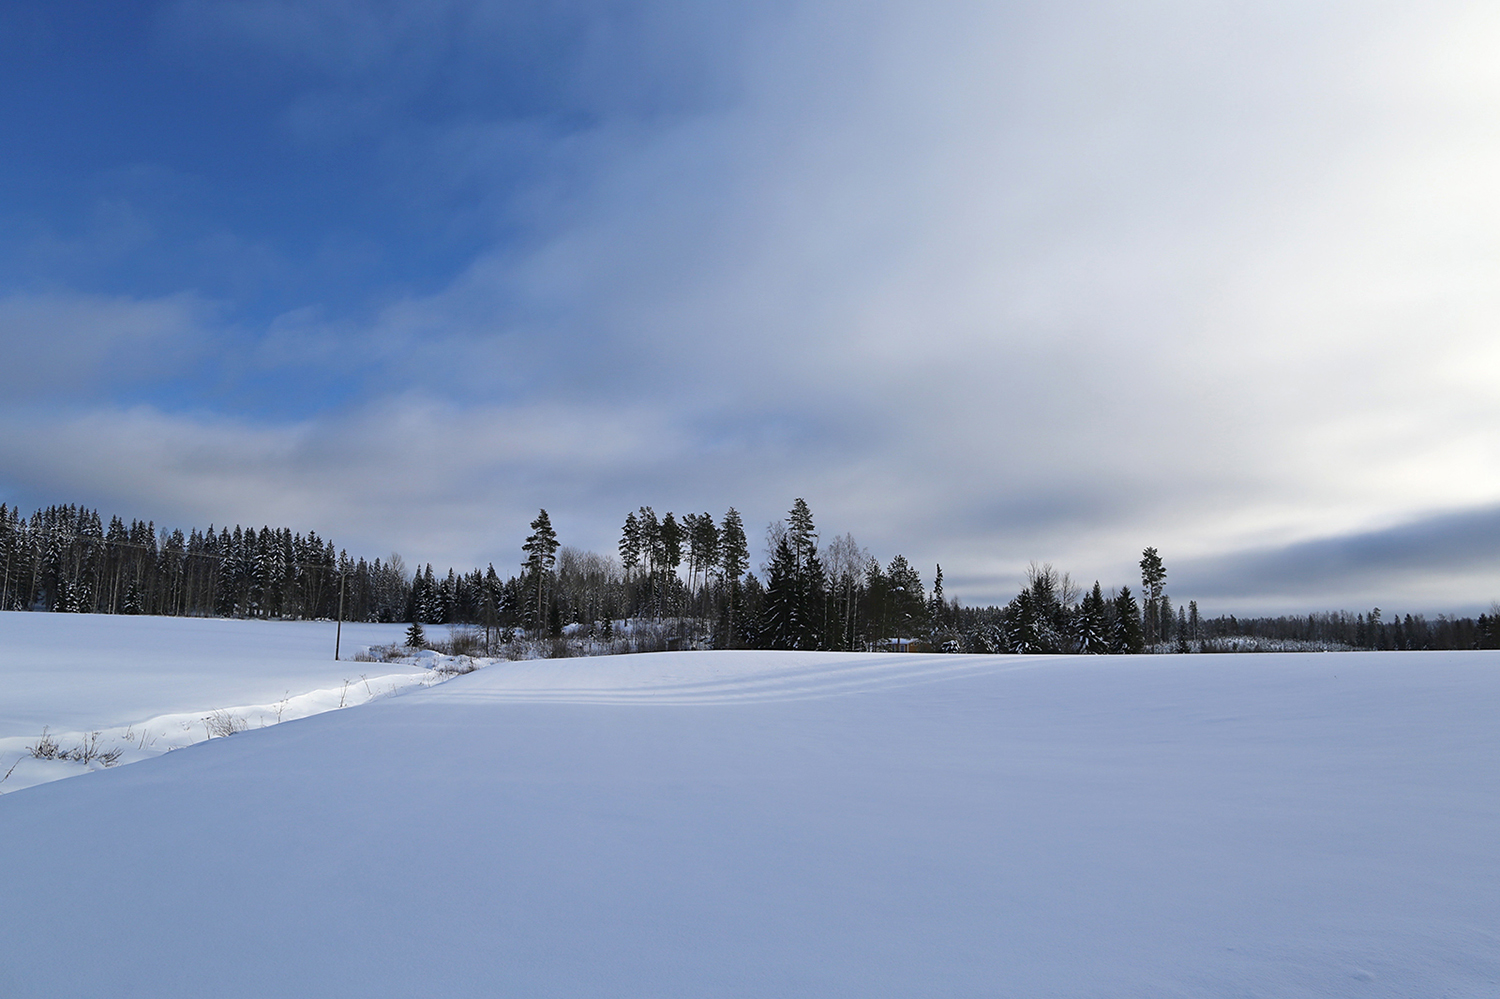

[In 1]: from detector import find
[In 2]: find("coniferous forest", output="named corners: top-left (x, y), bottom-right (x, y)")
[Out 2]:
top-left (3, 500), bottom-right (1497, 654)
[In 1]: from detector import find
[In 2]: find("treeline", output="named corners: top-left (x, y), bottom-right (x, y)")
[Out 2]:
top-left (946, 548), bottom-right (1178, 654)
top-left (0, 503), bottom-right (406, 621)
top-left (498, 501), bottom-right (940, 651)
top-left (942, 547), bottom-right (1500, 654)
top-left (0, 499), bottom-right (944, 652)
top-left (1198, 608), bottom-right (1500, 651)
top-left (6, 500), bottom-right (1498, 654)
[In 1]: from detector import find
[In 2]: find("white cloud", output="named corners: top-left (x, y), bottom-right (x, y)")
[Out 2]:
top-left (9, 1), bottom-right (1500, 609)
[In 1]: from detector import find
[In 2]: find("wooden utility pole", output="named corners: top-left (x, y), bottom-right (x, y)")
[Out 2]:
top-left (334, 565), bottom-right (347, 660)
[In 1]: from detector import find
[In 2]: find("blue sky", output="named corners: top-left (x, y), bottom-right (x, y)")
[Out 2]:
top-left (4, 0), bottom-right (1500, 613)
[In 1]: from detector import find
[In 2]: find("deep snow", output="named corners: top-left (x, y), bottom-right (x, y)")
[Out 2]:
top-left (0, 615), bottom-right (1497, 997)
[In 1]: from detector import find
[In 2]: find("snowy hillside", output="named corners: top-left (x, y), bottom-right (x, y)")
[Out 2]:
top-left (1, 617), bottom-right (1497, 996)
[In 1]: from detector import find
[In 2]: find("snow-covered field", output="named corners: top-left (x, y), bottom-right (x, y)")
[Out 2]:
top-left (1, 614), bottom-right (1497, 997)
top-left (0, 612), bottom-right (448, 792)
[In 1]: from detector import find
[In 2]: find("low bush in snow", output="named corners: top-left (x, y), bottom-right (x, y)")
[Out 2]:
top-left (354, 618), bottom-right (698, 666)
top-left (27, 728), bottom-right (123, 767)
top-left (204, 710), bottom-right (248, 738)
top-left (352, 643), bottom-right (409, 663)
top-left (437, 628), bottom-right (485, 657)
top-left (1191, 637), bottom-right (1352, 654)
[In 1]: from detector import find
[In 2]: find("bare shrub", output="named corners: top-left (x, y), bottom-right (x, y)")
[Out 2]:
top-left (432, 656), bottom-right (479, 676)
top-left (204, 710), bottom-right (248, 738)
top-left (28, 728), bottom-right (123, 766)
top-left (440, 627), bottom-right (484, 657)
top-left (630, 624), bottom-right (671, 654)
top-left (68, 732), bottom-right (123, 766)
top-left (353, 643), bottom-right (408, 663)
top-left (500, 632), bottom-right (533, 661)
top-left (27, 727), bottom-right (61, 760)
top-left (392, 619), bottom-right (703, 663)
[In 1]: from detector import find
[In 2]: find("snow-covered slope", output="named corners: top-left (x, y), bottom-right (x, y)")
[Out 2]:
top-left (0, 611), bottom-right (426, 791)
top-left (1, 634), bottom-right (1497, 996)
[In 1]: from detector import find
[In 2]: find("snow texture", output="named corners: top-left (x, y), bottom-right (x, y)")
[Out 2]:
top-left (0, 614), bottom-right (1497, 997)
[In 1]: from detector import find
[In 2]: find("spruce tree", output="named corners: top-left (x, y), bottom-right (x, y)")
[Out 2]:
top-left (802, 546), bottom-right (829, 649)
top-left (886, 555), bottom-right (927, 638)
top-left (1023, 587), bottom-right (1054, 652)
top-left (1111, 585), bottom-right (1145, 654)
top-left (421, 564), bottom-right (438, 623)
top-left (1073, 581), bottom-right (1110, 654)
top-left (760, 535), bottom-right (800, 649)
top-left (930, 564), bottom-right (945, 629)
top-left (864, 556), bottom-right (890, 646)
top-left (719, 509), bottom-right (748, 582)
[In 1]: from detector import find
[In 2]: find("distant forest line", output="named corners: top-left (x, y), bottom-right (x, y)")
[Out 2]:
top-left (2, 501), bottom-right (1497, 654)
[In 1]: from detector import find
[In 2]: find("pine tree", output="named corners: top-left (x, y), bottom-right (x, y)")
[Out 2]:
top-left (523, 509), bottom-right (560, 629)
top-left (660, 513), bottom-right (683, 578)
top-left (619, 512), bottom-right (641, 579)
top-left (787, 498), bottom-right (818, 578)
top-left (1139, 547), bottom-right (1166, 647)
top-left (406, 620), bottom-right (426, 648)
top-left (718, 508), bottom-right (749, 648)
top-left (685, 512), bottom-right (719, 598)
top-left (636, 507), bottom-right (660, 575)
